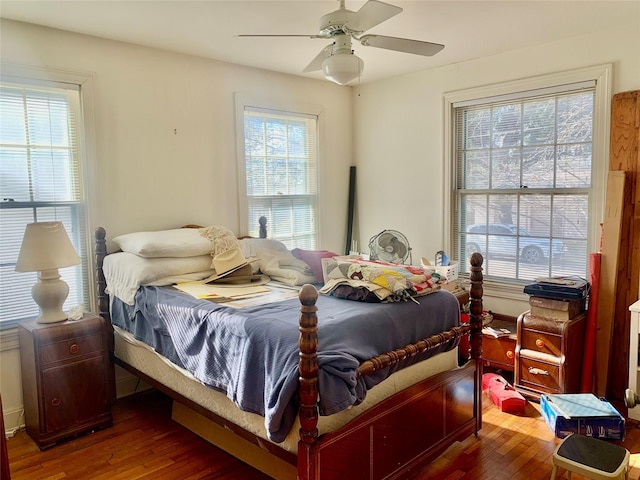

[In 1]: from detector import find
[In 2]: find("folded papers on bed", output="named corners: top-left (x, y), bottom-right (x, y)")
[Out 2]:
top-left (173, 282), bottom-right (270, 300)
top-left (110, 285), bottom-right (461, 443)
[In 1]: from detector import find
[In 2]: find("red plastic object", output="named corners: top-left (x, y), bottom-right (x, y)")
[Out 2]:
top-left (581, 252), bottom-right (600, 392)
top-left (482, 373), bottom-right (526, 413)
top-left (459, 313), bottom-right (470, 360)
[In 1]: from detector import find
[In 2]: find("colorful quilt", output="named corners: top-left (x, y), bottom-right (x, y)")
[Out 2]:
top-left (319, 256), bottom-right (442, 302)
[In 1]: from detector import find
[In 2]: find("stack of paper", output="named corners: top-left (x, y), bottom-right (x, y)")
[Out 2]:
top-left (174, 282), bottom-right (269, 301)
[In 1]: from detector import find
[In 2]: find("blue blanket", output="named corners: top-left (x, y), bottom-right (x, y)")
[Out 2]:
top-left (111, 285), bottom-right (460, 442)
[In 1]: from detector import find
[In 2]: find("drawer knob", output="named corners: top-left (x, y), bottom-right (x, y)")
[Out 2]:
top-left (51, 397), bottom-right (61, 407)
top-left (535, 338), bottom-right (545, 348)
top-left (69, 343), bottom-right (79, 354)
top-left (506, 350), bottom-right (514, 359)
top-left (529, 367), bottom-right (549, 376)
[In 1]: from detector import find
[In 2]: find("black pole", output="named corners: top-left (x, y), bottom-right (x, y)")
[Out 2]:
top-left (345, 166), bottom-right (356, 255)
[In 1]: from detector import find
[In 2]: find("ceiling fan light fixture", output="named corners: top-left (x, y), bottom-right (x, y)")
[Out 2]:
top-left (322, 53), bottom-right (364, 85)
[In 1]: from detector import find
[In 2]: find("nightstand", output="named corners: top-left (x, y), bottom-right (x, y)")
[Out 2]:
top-left (482, 319), bottom-right (517, 372)
top-left (18, 313), bottom-right (114, 449)
top-left (514, 311), bottom-right (586, 401)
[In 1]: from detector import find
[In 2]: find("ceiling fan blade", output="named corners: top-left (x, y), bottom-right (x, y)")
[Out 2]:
top-left (359, 34), bottom-right (444, 56)
top-left (303, 44), bottom-right (333, 72)
top-left (238, 34), bottom-right (321, 39)
top-left (354, 0), bottom-right (402, 32)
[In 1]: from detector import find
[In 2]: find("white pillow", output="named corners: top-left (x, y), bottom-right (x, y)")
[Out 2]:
top-left (113, 228), bottom-right (212, 258)
top-left (104, 252), bottom-right (214, 304)
top-left (238, 237), bottom-right (288, 258)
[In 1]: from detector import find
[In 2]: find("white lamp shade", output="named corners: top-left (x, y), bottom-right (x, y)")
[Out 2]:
top-left (15, 221), bottom-right (80, 272)
top-left (322, 53), bottom-right (364, 85)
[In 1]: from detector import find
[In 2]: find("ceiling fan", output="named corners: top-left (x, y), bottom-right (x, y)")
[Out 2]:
top-left (239, 0), bottom-right (444, 85)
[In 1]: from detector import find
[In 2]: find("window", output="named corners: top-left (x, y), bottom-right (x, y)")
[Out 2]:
top-left (238, 100), bottom-right (320, 249)
top-left (445, 66), bottom-right (610, 285)
top-left (0, 77), bottom-right (90, 329)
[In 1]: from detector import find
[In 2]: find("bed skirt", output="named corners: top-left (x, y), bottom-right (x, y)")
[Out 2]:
top-left (113, 325), bottom-right (458, 454)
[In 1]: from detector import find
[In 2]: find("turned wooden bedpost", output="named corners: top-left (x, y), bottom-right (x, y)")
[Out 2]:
top-left (96, 227), bottom-right (116, 405)
top-left (469, 252), bottom-right (484, 433)
top-left (259, 216), bottom-right (267, 239)
top-left (95, 227), bottom-right (110, 322)
top-left (298, 284), bottom-right (319, 480)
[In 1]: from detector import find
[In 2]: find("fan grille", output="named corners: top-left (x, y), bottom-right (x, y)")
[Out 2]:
top-left (368, 229), bottom-right (411, 264)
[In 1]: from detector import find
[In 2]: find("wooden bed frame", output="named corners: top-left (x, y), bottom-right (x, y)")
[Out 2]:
top-left (94, 225), bottom-right (484, 480)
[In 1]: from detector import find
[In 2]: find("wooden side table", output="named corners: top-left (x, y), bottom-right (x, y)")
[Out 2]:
top-left (18, 313), bottom-right (114, 449)
top-left (482, 319), bottom-right (517, 372)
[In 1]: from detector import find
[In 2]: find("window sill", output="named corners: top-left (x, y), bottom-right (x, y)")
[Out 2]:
top-left (482, 281), bottom-right (529, 302)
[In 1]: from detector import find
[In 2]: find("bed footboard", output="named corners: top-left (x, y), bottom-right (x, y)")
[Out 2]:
top-left (297, 253), bottom-right (483, 480)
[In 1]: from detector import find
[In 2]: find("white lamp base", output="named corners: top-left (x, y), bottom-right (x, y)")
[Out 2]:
top-left (32, 269), bottom-right (69, 323)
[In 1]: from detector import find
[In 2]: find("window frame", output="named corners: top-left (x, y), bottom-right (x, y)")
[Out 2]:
top-left (234, 93), bottom-right (323, 247)
top-left (443, 65), bottom-right (611, 300)
top-left (0, 63), bottom-right (97, 336)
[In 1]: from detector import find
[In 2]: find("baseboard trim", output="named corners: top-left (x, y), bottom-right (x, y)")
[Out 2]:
top-left (492, 312), bottom-right (517, 323)
top-left (3, 406), bottom-right (24, 437)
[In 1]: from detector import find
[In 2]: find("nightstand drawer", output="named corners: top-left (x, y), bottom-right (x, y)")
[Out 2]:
top-left (482, 336), bottom-right (515, 369)
top-left (481, 319), bottom-right (517, 371)
top-left (518, 354), bottom-right (561, 393)
top-left (520, 329), bottom-right (561, 356)
top-left (40, 333), bottom-right (104, 365)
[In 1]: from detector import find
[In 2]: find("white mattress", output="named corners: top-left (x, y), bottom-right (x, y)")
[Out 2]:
top-left (114, 325), bottom-right (458, 453)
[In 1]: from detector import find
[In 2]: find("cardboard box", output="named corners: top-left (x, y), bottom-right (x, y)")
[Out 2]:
top-left (528, 296), bottom-right (586, 320)
top-left (540, 393), bottom-right (625, 440)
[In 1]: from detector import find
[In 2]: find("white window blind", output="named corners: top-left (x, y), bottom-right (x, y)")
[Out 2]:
top-left (452, 83), bottom-right (596, 283)
top-left (242, 107), bottom-right (319, 249)
top-left (0, 82), bottom-right (88, 328)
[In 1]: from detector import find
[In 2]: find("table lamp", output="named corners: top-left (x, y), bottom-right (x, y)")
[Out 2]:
top-left (15, 221), bottom-right (81, 323)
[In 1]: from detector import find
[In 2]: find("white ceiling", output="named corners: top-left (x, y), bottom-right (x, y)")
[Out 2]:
top-left (1, 0), bottom-right (639, 84)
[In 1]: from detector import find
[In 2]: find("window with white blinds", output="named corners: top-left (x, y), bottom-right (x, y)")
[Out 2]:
top-left (451, 80), bottom-right (601, 284)
top-left (240, 106), bottom-right (319, 249)
top-left (0, 81), bottom-right (88, 328)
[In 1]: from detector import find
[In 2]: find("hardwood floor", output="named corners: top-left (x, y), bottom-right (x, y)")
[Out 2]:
top-left (6, 389), bottom-right (640, 480)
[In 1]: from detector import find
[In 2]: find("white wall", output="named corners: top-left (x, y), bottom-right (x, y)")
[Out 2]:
top-left (352, 24), bottom-right (640, 316)
top-left (0, 20), bottom-right (354, 250)
top-left (0, 19), bottom-right (353, 433)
